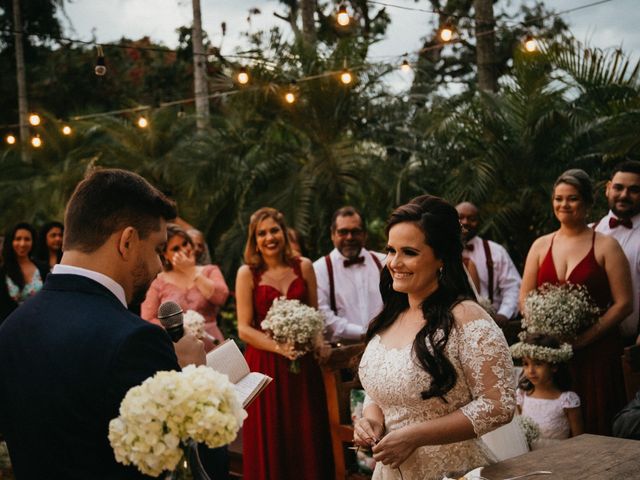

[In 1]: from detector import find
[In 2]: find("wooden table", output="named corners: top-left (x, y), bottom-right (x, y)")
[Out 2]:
top-left (482, 434), bottom-right (639, 479)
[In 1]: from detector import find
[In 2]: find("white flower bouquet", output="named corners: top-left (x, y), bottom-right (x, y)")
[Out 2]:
top-left (518, 415), bottom-right (540, 449)
top-left (522, 283), bottom-right (599, 340)
top-left (260, 297), bottom-right (325, 373)
top-left (184, 309), bottom-right (206, 339)
top-left (108, 365), bottom-right (247, 477)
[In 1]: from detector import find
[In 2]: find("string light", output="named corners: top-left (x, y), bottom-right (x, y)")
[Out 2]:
top-left (524, 35), bottom-right (538, 52)
top-left (95, 45), bottom-right (107, 76)
top-left (29, 113), bottom-right (41, 126)
top-left (439, 24), bottom-right (454, 42)
top-left (6, 134), bottom-right (16, 145)
top-left (400, 59), bottom-right (412, 73)
top-left (62, 125), bottom-right (72, 135)
top-left (31, 135), bottom-right (42, 148)
top-left (337, 4), bottom-right (351, 26)
top-left (340, 69), bottom-right (353, 85)
top-left (236, 67), bottom-right (250, 85)
top-left (137, 116), bottom-right (148, 128)
top-left (284, 91), bottom-right (296, 104)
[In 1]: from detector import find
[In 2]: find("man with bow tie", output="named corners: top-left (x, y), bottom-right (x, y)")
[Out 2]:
top-left (456, 202), bottom-right (521, 327)
top-left (593, 160), bottom-right (640, 345)
top-left (313, 206), bottom-right (385, 342)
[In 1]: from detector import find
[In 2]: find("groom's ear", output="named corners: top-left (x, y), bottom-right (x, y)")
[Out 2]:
top-left (117, 227), bottom-right (137, 260)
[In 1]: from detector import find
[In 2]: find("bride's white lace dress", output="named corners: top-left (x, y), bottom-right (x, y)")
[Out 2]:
top-left (359, 313), bottom-right (515, 480)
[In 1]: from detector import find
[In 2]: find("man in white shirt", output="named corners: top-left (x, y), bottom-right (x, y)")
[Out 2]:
top-left (594, 160), bottom-right (640, 346)
top-left (456, 202), bottom-right (521, 327)
top-left (314, 207), bottom-right (385, 342)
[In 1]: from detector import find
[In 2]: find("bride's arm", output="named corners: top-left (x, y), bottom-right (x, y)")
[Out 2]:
top-left (372, 301), bottom-right (515, 469)
top-left (235, 265), bottom-right (297, 360)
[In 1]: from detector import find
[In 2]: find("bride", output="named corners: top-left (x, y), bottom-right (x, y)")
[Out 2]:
top-left (355, 195), bottom-right (515, 479)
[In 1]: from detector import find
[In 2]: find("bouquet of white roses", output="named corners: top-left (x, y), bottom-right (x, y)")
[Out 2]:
top-left (260, 297), bottom-right (325, 373)
top-left (522, 283), bottom-right (599, 340)
top-left (108, 365), bottom-right (247, 477)
top-left (183, 310), bottom-right (206, 339)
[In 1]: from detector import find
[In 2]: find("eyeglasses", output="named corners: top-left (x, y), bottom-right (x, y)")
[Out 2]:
top-left (336, 228), bottom-right (364, 237)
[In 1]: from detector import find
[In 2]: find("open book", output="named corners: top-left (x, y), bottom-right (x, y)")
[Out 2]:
top-left (206, 339), bottom-right (272, 408)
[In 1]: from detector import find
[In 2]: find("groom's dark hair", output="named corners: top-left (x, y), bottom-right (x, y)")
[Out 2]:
top-left (64, 168), bottom-right (177, 253)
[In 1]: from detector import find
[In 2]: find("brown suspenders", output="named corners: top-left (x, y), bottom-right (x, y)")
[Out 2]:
top-left (324, 252), bottom-right (382, 315)
top-left (481, 239), bottom-right (494, 303)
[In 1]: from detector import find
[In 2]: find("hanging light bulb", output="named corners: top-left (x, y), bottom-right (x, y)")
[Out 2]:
top-left (523, 35), bottom-right (538, 53)
top-left (400, 59), bottom-right (412, 73)
top-left (29, 113), bottom-right (41, 126)
top-left (284, 91), bottom-right (296, 104)
top-left (337, 4), bottom-right (350, 26)
top-left (439, 24), bottom-right (454, 42)
top-left (6, 134), bottom-right (16, 145)
top-left (236, 67), bottom-right (249, 85)
top-left (137, 116), bottom-right (149, 128)
top-left (62, 125), bottom-right (72, 135)
top-left (31, 135), bottom-right (43, 148)
top-left (340, 69), bottom-right (353, 85)
top-left (95, 45), bottom-right (107, 76)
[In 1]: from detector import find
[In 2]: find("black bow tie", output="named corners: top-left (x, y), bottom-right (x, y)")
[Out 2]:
top-left (344, 256), bottom-right (365, 267)
top-left (609, 216), bottom-right (633, 229)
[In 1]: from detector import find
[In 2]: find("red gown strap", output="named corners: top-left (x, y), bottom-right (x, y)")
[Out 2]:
top-left (537, 235), bottom-right (559, 285)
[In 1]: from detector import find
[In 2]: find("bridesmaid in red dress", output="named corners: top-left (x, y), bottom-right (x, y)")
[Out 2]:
top-left (236, 207), bottom-right (333, 480)
top-left (520, 169), bottom-right (632, 435)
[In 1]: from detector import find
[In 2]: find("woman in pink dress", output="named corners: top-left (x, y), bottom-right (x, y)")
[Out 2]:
top-left (141, 223), bottom-right (229, 351)
top-left (520, 169), bottom-right (632, 434)
top-left (235, 207), bottom-right (333, 480)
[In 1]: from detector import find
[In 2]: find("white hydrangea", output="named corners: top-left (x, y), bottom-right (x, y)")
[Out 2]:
top-left (184, 310), bottom-right (206, 339)
top-left (522, 283), bottom-right (599, 339)
top-left (260, 297), bottom-right (325, 352)
top-left (108, 366), bottom-right (247, 477)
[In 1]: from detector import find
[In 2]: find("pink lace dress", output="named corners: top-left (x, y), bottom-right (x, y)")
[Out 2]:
top-left (141, 265), bottom-right (229, 350)
top-left (516, 389), bottom-right (580, 450)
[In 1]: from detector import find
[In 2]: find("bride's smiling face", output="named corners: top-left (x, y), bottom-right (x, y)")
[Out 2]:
top-left (386, 222), bottom-right (442, 299)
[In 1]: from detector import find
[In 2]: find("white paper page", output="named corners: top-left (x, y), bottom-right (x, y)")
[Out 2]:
top-left (235, 372), bottom-right (272, 407)
top-left (206, 339), bottom-right (249, 384)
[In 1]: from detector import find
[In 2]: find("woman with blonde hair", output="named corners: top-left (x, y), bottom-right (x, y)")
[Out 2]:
top-left (236, 207), bottom-right (333, 480)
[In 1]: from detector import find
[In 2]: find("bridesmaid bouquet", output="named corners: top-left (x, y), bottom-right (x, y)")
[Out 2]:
top-left (183, 309), bottom-right (206, 339)
top-left (517, 415), bottom-right (540, 449)
top-left (521, 283), bottom-right (599, 340)
top-left (108, 365), bottom-right (247, 477)
top-left (261, 297), bottom-right (325, 373)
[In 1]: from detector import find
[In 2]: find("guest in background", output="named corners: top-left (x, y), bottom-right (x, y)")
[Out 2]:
top-left (355, 195), bottom-right (515, 479)
top-left (35, 221), bottom-right (64, 268)
top-left (593, 160), bottom-right (640, 346)
top-left (313, 206), bottom-right (385, 342)
top-left (236, 207), bottom-right (333, 480)
top-left (0, 222), bottom-right (49, 323)
top-left (141, 224), bottom-right (229, 351)
top-left (456, 202), bottom-right (521, 327)
top-left (287, 227), bottom-right (308, 258)
top-left (187, 227), bottom-right (212, 266)
top-left (520, 169), bottom-right (632, 434)
top-left (612, 389), bottom-right (640, 440)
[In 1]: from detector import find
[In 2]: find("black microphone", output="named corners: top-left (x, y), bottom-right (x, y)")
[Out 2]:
top-left (158, 301), bottom-right (184, 342)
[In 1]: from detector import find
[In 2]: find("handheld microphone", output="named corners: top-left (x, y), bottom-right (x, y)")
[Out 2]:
top-left (158, 301), bottom-right (184, 342)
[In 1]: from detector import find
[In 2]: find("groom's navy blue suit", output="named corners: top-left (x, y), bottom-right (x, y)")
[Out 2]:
top-left (0, 273), bottom-right (179, 479)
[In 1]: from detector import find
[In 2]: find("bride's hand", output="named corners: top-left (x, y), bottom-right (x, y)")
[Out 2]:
top-left (371, 427), bottom-right (418, 469)
top-left (353, 417), bottom-right (384, 448)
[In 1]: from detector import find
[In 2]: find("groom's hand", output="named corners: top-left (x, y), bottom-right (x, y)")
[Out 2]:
top-left (175, 333), bottom-right (206, 367)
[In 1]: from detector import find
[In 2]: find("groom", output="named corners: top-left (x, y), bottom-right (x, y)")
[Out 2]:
top-left (0, 168), bottom-right (205, 479)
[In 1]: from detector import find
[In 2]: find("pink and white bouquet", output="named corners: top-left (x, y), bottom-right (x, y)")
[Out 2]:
top-left (261, 297), bottom-right (325, 373)
top-left (108, 365), bottom-right (247, 477)
top-left (183, 310), bottom-right (206, 339)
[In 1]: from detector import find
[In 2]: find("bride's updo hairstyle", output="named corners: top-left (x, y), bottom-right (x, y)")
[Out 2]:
top-left (366, 194), bottom-right (475, 400)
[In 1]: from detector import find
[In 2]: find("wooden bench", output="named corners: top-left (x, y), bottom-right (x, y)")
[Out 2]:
top-left (622, 343), bottom-right (640, 402)
top-left (320, 343), bottom-right (370, 480)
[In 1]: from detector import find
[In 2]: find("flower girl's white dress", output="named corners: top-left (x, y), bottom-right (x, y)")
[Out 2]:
top-left (359, 316), bottom-right (516, 480)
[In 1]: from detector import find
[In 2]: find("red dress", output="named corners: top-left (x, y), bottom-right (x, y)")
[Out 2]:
top-left (537, 232), bottom-right (625, 435)
top-left (243, 258), bottom-right (334, 480)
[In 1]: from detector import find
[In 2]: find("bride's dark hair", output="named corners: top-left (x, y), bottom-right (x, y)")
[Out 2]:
top-left (366, 194), bottom-right (475, 400)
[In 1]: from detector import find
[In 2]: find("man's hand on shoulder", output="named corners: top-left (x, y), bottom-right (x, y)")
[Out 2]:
top-left (175, 333), bottom-right (206, 368)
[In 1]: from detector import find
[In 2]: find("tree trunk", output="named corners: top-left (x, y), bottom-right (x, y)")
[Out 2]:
top-left (474, 0), bottom-right (497, 92)
top-left (13, 0), bottom-right (30, 162)
top-left (191, 0), bottom-right (209, 130)
top-left (300, 0), bottom-right (317, 47)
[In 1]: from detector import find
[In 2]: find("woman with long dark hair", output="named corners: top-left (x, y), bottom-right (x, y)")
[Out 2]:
top-left (1, 223), bottom-right (50, 322)
top-left (35, 221), bottom-right (64, 268)
top-left (354, 195), bottom-right (515, 479)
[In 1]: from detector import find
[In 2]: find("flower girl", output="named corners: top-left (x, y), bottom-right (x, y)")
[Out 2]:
top-left (511, 333), bottom-right (584, 449)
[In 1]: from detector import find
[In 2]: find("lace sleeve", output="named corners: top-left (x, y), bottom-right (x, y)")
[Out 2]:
top-left (561, 391), bottom-right (581, 409)
top-left (516, 388), bottom-right (525, 407)
top-left (455, 304), bottom-right (516, 436)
